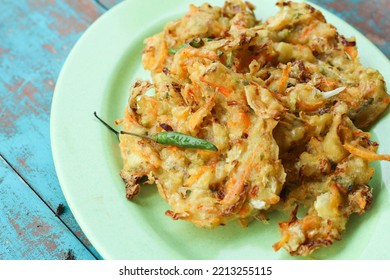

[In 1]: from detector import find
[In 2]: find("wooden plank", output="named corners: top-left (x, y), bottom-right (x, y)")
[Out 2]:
top-left (0, 157), bottom-right (96, 260)
top-left (95, 0), bottom-right (122, 10)
top-left (0, 0), bottom-right (105, 259)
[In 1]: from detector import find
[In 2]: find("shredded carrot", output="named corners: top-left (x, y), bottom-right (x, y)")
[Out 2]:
top-left (345, 46), bottom-right (358, 60)
top-left (330, 184), bottom-right (341, 216)
top-left (180, 47), bottom-right (218, 60)
top-left (184, 166), bottom-right (211, 186)
top-left (297, 99), bottom-right (325, 112)
top-left (301, 216), bottom-right (321, 232)
top-left (273, 223), bottom-right (290, 251)
top-left (132, 144), bottom-right (162, 169)
top-left (200, 76), bottom-right (233, 97)
top-left (167, 146), bottom-right (180, 153)
top-left (352, 130), bottom-right (371, 138)
top-left (239, 205), bottom-right (250, 217)
top-left (189, 82), bottom-right (200, 103)
top-left (343, 142), bottom-right (390, 161)
top-left (142, 96), bottom-right (158, 118)
top-left (142, 96), bottom-right (158, 104)
top-left (322, 78), bottom-right (337, 89)
top-left (349, 101), bottom-right (360, 108)
top-left (143, 35), bottom-right (168, 72)
top-left (355, 194), bottom-right (368, 210)
top-left (278, 63), bottom-right (291, 94)
top-left (300, 26), bottom-right (312, 39)
top-left (240, 112), bottom-right (251, 129)
top-left (221, 144), bottom-right (262, 207)
top-left (197, 149), bottom-right (218, 158)
top-left (156, 39), bottom-right (168, 72)
top-left (264, 196), bottom-right (280, 205)
top-left (187, 92), bottom-right (216, 130)
top-left (221, 167), bottom-right (250, 206)
top-left (114, 119), bottom-right (123, 125)
top-left (300, 22), bottom-right (318, 40)
top-left (188, 4), bottom-right (199, 13)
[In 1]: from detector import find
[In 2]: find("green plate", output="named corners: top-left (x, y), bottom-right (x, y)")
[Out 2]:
top-left (51, 0), bottom-right (390, 259)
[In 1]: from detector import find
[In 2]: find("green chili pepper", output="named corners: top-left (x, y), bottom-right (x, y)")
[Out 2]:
top-left (155, 131), bottom-right (217, 151)
top-left (169, 37), bottom-right (206, 54)
top-left (168, 43), bottom-right (189, 55)
top-left (189, 37), bottom-right (204, 48)
top-left (94, 112), bottom-right (218, 151)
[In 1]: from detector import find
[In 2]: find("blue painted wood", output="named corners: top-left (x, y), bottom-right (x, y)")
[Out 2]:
top-left (0, 157), bottom-right (95, 260)
top-left (0, 0), bottom-right (104, 259)
top-left (95, 0), bottom-right (122, 10)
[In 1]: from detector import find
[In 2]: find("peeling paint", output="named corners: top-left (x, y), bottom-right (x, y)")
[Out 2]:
top-left (327, 1), bottom-right (351, 12)
top-left (49, 11), bottom-right (87, 35)
top-left (19, 82), bottom-right (39, 102)
top-left (75, 231), bottom-right (92, 247)
top-left (0, 108), bottom-right (18, 134)
top-left (27, 217), bottom-right (52, 236)
top-left (28, 0), bottom-right (56, 9)
top-left (17, 157), bottom-right (31, 171)
top-left (65, 0), bottom-right (101, 23)
top-left (7, 213), bottom-right (25, 237)
top-left (4, 78), bottom-right (25, 93)
top-left (0, 48), bottom-right (10, 57)
top-left (44, 78), bottom-right (55, 90)
top-left (43, 234), bottom-right (60, 252)
top-left (366, 32), bottom-right (386, 46)
top-left (42, 44), bottom-right (57, 54)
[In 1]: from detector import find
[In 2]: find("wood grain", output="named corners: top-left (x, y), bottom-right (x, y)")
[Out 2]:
top-left (0, 0), bottom-right (105, 259)
top-left (0, 156), bottom-right (95, 259)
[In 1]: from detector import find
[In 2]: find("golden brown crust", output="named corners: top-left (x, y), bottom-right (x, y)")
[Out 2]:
top-left (118, 0), bottom-right (389, 255)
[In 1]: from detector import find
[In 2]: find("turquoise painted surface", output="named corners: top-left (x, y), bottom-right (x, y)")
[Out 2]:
top-left (0, 0), bottom-right (388, 259)
top-left (0, 0), bottom-right (105, 259)
top-left (0, 156), bottom-right (95, 259)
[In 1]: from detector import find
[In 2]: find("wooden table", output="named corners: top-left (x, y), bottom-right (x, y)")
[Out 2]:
top-left (0, 0), bottom-right (388, 260)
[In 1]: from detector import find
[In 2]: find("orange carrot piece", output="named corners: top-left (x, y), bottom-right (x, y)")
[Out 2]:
top-left (343, 143), bottom-right (390, 161)
top-left (184, 166), bottom-right (211, 186)
top-left (200, 76), bottom-right (233, 97)
top-left (345, 46), bottom-right (358, 60)
top-left (278, 63), bottom-right (291, 94)
top-left (240, 112), bottom-right (251, 129)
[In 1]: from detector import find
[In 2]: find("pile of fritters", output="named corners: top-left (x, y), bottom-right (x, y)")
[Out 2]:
top-left (118, 0), bottom-right (389, 256)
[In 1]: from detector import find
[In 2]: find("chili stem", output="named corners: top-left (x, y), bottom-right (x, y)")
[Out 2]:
top-left (94, 112), bottom-right (155, 140)
top-left (93, 111), bottom-right (119, 135)
top-left (120, 131), bottom-right (156, 141)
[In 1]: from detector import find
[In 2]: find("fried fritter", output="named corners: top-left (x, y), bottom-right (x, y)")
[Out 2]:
top-left (118, 0), bottom-right (389, 255)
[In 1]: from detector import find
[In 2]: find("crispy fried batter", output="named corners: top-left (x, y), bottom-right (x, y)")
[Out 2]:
top-left (118, 0), bottom-right (389, 256)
